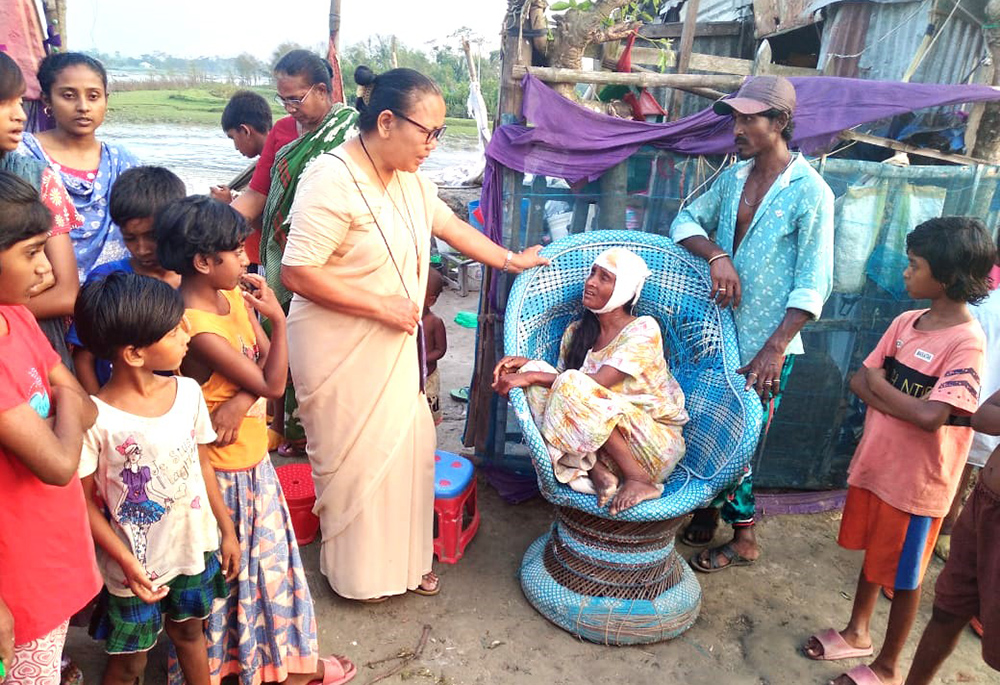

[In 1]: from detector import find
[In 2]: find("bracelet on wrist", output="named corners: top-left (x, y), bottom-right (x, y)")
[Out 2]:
top-left (707, 252), bottom-right (731, 266)
top-left (501, 250), bottom-right (514, 272)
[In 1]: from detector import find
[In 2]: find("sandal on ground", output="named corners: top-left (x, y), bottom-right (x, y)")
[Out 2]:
top-left (833, 664), bottom-right (886, 685)
top-left (971, 616), bottom-right (984, 638)
top-left (409, 573), bottom-right (440, 596)
top-left (690, 542), bottom-right (755, 573)
top-left (277, 440), bottom-right (307, 458)
top-left (680, 509), bottom-right (719, 548)
top-left (357, 596), bottom-right (389, 604)
top-left (311, 655), bottom-right (357, 685)
top-left (934, 533), bottom-right (951, 562)
top-left (804, 628), bottom-right (874, 661)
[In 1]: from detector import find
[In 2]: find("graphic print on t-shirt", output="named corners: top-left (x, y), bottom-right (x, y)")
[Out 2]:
top-left (25, 366), bottom-right (50, 418)
top-left (883, 357), bottom-right (937, 399)
top-left (114, 436), bottom-right (170, 579)
top-left (883, 356), bottom-right (978, 426)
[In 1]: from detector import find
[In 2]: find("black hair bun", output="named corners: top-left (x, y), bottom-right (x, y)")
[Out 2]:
top-left (354, 65), bottom-right (376, 87)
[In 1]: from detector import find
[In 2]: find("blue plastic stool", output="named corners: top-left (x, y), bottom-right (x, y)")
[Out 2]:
top-left (433, 450), bottom-right (480, 563)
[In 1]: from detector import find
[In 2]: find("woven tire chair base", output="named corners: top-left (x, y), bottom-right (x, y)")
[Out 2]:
top-left (519, 508), bottom-right (701, 645)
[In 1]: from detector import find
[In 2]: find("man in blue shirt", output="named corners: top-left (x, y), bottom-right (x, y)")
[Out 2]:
top-left (670, 76), bottom-right (834, 572)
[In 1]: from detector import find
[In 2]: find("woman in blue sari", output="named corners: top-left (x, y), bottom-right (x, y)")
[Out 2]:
top-left (19, 52), bottom-right (137, 281)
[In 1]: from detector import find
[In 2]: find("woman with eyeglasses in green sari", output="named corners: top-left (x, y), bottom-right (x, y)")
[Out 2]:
top-left (231, 49), bottom-right (358, 458)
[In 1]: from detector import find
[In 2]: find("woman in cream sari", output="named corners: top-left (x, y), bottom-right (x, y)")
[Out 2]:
top-left (281, 66), bottom-right (547, 600)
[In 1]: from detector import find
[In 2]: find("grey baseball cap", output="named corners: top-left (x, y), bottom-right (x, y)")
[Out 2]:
top-left (713, 76), bottom-right (796, 116)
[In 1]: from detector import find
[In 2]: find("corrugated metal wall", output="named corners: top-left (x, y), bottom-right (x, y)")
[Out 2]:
top-left (820, 0), bottom-right (987, 85)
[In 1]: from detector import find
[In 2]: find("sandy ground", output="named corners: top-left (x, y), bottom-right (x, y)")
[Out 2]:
top-left (66, 286), bottom-right (995, 685)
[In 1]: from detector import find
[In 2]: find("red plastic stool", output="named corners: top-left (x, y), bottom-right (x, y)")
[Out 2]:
top-left (276, 462), bottom-right (319, 546)
top-left (433, 450), bottom-right (480, 563)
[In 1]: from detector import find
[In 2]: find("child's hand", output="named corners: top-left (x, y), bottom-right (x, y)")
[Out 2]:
top-left (210, 185), bottom-right (234, 203)
top-left (27, 269), bottom-right (55, 297)
top-left (240, 274), bottom-right (284, 323)
top-left (51, 384), bottom-right (97, 431)
top-left (0, 597), bottom-right (14, 676)
top-left (120, 555), bottom-right (169, 604)
top-left (210, 397), bottom-right (251, 447)
top-left (219, 534), bottom-right (241, 582)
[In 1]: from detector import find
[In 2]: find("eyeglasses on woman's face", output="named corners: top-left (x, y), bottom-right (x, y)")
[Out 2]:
top-left (274, 84), bottom-right (316, 110)
top-left (392, 111), bottom-right (446, 144)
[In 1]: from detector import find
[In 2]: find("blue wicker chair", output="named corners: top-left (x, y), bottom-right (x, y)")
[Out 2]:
top-left (505, 230), bottom-right (764, 645)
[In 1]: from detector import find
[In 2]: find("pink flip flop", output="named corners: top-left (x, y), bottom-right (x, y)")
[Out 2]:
top-left (311, 655), bottom-right (356, 685)
top-left (805, 628), bottom-right (874, 661)
top-left (833, 664), bottom-right (885, 685)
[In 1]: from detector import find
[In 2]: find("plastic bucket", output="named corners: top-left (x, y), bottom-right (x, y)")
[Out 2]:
top-left (275, 463), bottom-right (319, 546)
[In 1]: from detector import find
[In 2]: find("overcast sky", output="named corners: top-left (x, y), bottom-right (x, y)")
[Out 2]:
top-left (67, 0), bottom-right (508, 59)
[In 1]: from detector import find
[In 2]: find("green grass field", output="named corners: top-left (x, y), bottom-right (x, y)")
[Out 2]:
top-left (106, 88), bottom-right (481, 136)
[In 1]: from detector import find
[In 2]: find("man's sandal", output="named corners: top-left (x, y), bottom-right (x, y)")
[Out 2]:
top-left (689, 542), bottom-right (756, 573)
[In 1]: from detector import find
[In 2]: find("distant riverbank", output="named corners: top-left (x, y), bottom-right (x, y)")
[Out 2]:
top-left (106, 87), bottom-right (483, 135)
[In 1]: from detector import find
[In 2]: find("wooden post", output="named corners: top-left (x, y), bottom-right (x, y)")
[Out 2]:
top-left (465, 2), bottom-right (534, 452)
top-left (669, 0), bottom-right (701, 118)
top-left (327, 0), bottom-right (345, 104)
top-left (391, 35), bottom-right (399, 69)
top-left (41, 0), bottom-right (67, 50)
top-left (598, 162), bottom-right (628, 231)
top-left (972, 1), bottom-right (1000, 163)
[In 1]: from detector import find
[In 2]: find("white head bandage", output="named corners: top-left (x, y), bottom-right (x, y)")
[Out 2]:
top-left (585, 247), bottom-right (652, 314)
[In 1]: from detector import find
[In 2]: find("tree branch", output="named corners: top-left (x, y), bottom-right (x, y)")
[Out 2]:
top-left (592, 21), bottom-right (642, 44)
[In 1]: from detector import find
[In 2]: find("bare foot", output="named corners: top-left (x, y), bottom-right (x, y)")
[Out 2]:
top-left (590, 462), bottom-right (619, 508)
top-left (681, 507), bottom-right (719, 546)
top-left (608, 478), bottom-right (661, 515)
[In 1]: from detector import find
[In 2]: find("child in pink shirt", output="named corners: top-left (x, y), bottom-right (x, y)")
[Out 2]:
top-left (803, 217), bottom-right (995, 685)
top-left (0, 170), bottom-right (101, 685)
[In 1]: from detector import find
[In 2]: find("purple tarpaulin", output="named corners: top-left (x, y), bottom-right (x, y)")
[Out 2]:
top-left (481, 74), bottom-right (1000, 244)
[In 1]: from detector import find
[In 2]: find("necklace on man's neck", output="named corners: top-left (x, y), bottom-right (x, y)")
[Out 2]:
top-left (741, 153), bottom-right (795, 207)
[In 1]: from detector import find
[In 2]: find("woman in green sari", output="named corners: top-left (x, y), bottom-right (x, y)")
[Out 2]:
top-left (232, 50), bottom-right (358, 457)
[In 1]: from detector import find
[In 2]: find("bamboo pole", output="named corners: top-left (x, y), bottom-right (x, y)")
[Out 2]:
top-left (670, 0), bottom-right (701, 118)
top-left (600, 57), bottom-right (726, 99)
top-left (40, 0), bottom-right (67, 50)
top-left (840, 130), bottom-right (987, 166)
top-left (513, 64), bottom-right (743, 90)
top-left (327, 0), bottom-right (345, 104)
top-left (462, 38), bottom-right (478, 83)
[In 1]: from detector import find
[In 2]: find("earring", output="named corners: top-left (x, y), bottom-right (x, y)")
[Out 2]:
top-left (43, 106), bottom-right (52, 116)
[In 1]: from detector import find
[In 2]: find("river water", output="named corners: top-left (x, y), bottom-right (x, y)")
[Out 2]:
top-left (99, 122), bottom-right (483, 194)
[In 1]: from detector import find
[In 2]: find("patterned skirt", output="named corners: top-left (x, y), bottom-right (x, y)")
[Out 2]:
top-left (168, 456), bottom-right (319, 685)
